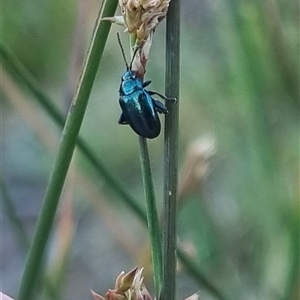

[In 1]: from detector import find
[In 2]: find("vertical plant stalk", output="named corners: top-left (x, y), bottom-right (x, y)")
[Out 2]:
top-left (129, 27), bottom-right (162, 295)
top-left (133, 34), bottom-right (163, 296)
top-left (161, 0), bottom-right (180, 299)
top-left (138, 137), bottom-right (163, 297)
top-left (17, 1), bottom-right (118, 299)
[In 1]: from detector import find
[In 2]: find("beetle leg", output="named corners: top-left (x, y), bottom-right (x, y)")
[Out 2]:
top-left (118, 112), bottom-right (129, 124)
top-left (153, 99), bottom-right (169, 114)
top-left (143, 80), bottom-right (152, 88)
top-left (147, 91), bottom-right (176, 102)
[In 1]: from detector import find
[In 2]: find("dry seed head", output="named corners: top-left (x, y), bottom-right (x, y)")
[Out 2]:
top-left (184, 293), bottom-right (200, 300)
top-left (91, 290), bottom-right (106, 300)
top-left (91, 266), bottom-right (197, 300)
top-left (91, 267), bottom-right (153, 300)
top-left (179, 136), bottom-right (217, 201)
top-left (0, 293), bottom-right (14, 300)
top-left (119, 0), bottom-right (170, 42)
top-left (106, 290), bottom-right (126, 300)
top-left (115, 267), bottom-right (138, 292)
top-left (104, 0), bottom-right (171, 77)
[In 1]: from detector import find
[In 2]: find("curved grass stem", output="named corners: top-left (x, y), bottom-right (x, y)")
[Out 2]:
top-left (17, 1), bottom-right (118, 299)
top-left (138, 137), bottom-right (163, 297)
top-left (0, 43), bottom-right (146, 225)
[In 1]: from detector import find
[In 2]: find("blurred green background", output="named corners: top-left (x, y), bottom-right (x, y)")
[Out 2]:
top-left (1, 0), bottom-right (299, 299)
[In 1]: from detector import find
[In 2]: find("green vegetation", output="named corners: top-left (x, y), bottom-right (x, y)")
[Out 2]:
top-left (1, 0), bottom-right (298, 299)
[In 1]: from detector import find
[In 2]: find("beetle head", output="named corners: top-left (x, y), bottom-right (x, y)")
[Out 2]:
top-left (122, 70), bottom-right (137, 81)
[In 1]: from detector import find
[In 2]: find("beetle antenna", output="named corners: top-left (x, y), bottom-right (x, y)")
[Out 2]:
top-left (129, 46), bottom-right (139, 70)
top-left (117, 32), bottom-right (129, 70)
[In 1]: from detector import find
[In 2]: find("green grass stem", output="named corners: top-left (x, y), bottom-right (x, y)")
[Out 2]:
top-left (138, 137), bottom-right (163, 297)
top-left (0, 43), bottom-right (146, 226)
top-left (160, 0), bottom-right (180, 299)
top-left (17, 1), bottom-right (118, 299)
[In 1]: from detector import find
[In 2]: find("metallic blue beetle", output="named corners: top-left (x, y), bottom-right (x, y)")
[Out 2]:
top-left (117, 34), bottom-right (173, 139)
